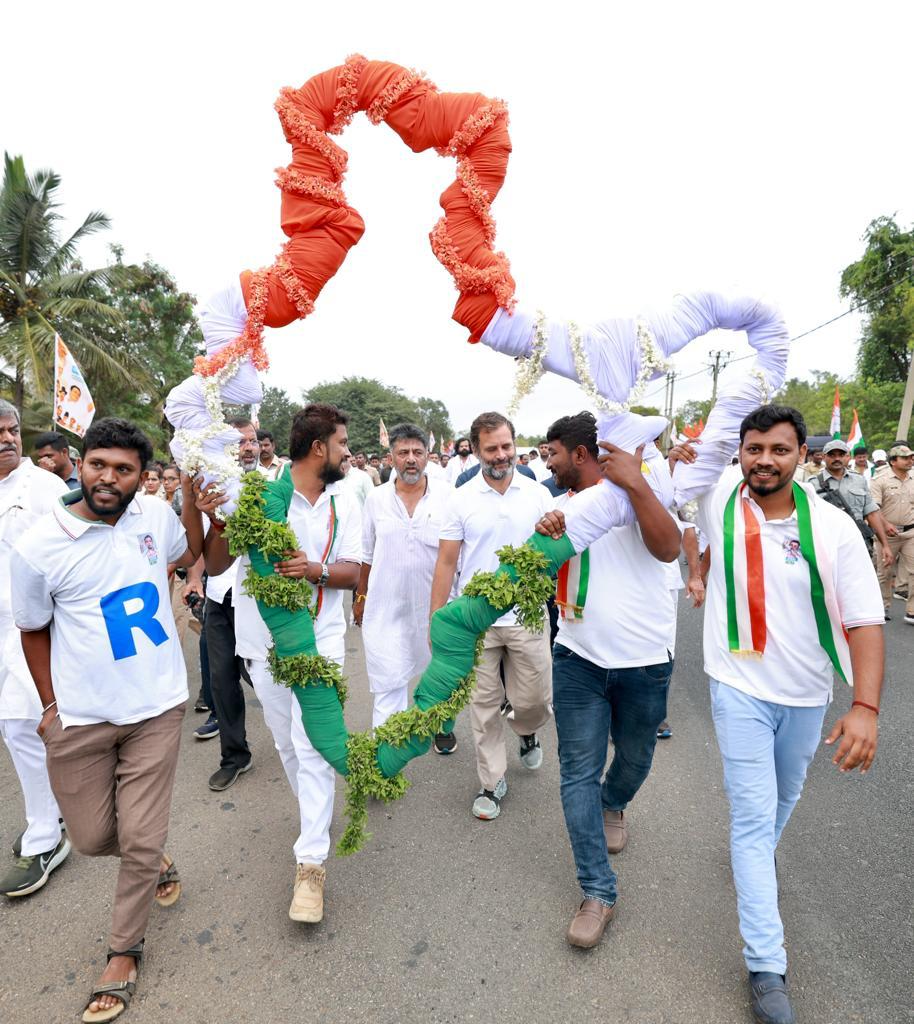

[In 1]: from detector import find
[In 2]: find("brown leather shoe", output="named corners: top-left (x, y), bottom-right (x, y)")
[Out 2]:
top-left (566, 898), bottom-right (616, 948)
top-left (603, 809), bottom-right (627, 853)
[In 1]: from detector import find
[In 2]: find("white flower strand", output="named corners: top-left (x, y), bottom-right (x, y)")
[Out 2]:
top-left (507, 310), bottom-right (549, 415)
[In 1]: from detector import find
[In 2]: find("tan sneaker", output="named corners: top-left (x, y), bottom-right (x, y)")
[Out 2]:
top-left (603, 810), bottom-right (627, 853)
top-left (289, 864), bottom-right (325, 923)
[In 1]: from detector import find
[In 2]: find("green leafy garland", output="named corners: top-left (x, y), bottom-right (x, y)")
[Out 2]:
top-left (225, 470), bottom-right (572, 854)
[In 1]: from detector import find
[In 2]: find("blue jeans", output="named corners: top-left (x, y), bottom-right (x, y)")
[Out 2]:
top-left (710, 680), bottom-right (827, 974)
top-left (553, 644), bottom-right (671, 906)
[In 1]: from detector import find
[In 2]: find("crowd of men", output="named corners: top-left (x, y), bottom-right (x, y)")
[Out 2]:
top-left (0, 395), bottom-right (909, 1024)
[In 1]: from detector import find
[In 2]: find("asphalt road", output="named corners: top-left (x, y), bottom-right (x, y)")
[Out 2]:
top-left (1, 603), bottom-right (912, 1024)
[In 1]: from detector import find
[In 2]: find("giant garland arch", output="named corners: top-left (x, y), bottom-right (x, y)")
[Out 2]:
top-left (166, 57), bottom-right (791, 854)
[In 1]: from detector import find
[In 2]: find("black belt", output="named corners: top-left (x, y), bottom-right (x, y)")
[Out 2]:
top-left (896, 523), bottom-right (914, 533)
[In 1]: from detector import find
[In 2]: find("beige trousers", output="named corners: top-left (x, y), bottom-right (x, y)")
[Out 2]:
top-left (875, 531), bottom-right (914, 617)
top-left (42, 703), bottom-right (185, 951)
top-left (470, 625), bottom-right (553, 790)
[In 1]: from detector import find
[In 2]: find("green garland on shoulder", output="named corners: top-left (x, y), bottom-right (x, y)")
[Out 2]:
top-left (226, 469), bottom-right (575, 854)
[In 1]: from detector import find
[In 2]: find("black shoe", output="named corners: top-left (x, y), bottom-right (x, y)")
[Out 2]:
top-left (208, 760), bottom-right (253, 791)
top-left (433, 732), bottom-right (457, 755)
top-left (749, 972), bottom-right (795, 1024)
top-left (12, 818), bottom-right (65, 859)
top-left (194, 693), bottom-right (210, 713)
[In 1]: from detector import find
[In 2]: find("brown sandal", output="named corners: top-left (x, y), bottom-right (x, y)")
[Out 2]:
top-left (154, 854), bottom-right (181, 907)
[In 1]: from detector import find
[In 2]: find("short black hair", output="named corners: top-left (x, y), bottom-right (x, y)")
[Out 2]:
top-left (256, 429), bottom-right (273, 443)
top-left (469, 414), bottom-right (514, 451)
top-left (33, 431), bottom-right (69, 453)
top-left (227, 416), bottom-right (254, 431)
top-left (388, 423), bottom-right (428, 449)
top-left (289, 403), bottom-right (349, 461)
top-left (81, 417), bottom-right (154, 469)
top-left (739, 405), bottom-right (807, 447)
top-left (546, 411), bottom-right (599, 459)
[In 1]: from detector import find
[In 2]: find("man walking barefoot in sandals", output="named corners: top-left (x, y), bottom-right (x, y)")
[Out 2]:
top-left (12, 419), bottom-right (214, 1022)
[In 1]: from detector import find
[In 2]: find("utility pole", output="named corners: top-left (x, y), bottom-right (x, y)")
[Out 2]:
top-left (707, 350), bottom-right (732, 403)
top-left (897, 348), bottom-right (914, 442)
top-left (661, 370), bottom-right (678, 450)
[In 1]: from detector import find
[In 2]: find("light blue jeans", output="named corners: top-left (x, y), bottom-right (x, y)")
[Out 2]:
top-left (710, 680), bottom-right (827, 974)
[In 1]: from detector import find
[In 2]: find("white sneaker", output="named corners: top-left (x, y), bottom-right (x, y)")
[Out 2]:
top-left (519, 734), bottom-right (543, 770)
top-left (289, 864), bottom-right (325, 923)
top-left (472, 777), bottom-right (508, 820)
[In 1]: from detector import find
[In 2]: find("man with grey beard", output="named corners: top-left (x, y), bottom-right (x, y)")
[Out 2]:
top-left (430, 412), bottom-right (554, 819)
top-left (354, 424), bottom-right (451, 727)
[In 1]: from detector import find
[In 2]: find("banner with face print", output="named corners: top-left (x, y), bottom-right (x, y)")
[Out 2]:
top-left (53, 333), bottom-right (96, 437)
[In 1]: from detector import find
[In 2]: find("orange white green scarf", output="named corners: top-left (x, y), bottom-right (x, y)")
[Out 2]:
top-left (723, 480), bottom-right (851, 683)
top-left (556, 550), bottom-right (590, 620)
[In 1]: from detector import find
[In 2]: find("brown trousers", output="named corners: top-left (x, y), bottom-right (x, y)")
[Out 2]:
top-left (470, 625), bottom-right (553, 790)
top-left (42, 703), bottom-right (185, 951)
top-left (875, 531), bottom-right (914, 617)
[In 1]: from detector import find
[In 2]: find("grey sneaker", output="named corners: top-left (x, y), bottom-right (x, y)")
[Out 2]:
top-left (1, 835), bottom-right (71, 897)
top-left (519, 734), bottom-right (543, 769)
top-left (208, 760), bottom-right (252, 791)
top-left (472, 777), bottom-right (508, 820)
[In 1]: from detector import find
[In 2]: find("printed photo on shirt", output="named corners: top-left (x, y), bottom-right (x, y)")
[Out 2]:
top-left (783, 538), bottom-right (801, 564)
top-left (139, 533), bottom-right (158, 565)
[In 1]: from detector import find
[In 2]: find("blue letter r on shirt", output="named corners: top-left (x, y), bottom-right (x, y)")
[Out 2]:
top-left (100, 582), bottom-right (169, 661)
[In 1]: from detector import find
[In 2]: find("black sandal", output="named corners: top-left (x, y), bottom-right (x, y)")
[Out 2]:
top-left (81, 940), bottom-right (143, 1023)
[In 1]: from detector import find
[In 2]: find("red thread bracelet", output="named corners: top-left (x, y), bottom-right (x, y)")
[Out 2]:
top-left (852, 700), bottom-right (879, 715)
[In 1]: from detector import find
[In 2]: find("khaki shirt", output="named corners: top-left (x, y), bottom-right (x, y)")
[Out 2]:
top-left (870, 471), bottom-right (914, 528)
top-left (796, 461), bottom-right (824, 482)
top-left (812, 470), bottom-right (877, 521)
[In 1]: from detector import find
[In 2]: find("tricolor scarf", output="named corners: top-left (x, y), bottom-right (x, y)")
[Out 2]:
top-left (312, 495), bottom-right (338, 618)
top-left (723, 480), bottom-right (851, 683)
top-left (556, 550), bottom-right (590, 621)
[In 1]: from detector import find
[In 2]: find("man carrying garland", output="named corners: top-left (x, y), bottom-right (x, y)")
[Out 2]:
top-left (11, 418), bottom-right (213, 1023)
top-left (540, 411), bottom-right (680, 948)
top-left (353, 423), bottom-right (450, 728)
top-left (203, 403), bottom-right (361, 925)
top-left (671, 405), bottom-right (884, 1024)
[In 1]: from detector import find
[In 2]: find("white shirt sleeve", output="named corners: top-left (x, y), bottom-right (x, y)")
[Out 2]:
top-left (164, 507), bottom-right (188, 563)
top-left (439, 490), bottom-right (467, 542)
top-left (334, 495), bottom-right (362, 564)
top-left (833, 513), bottom-right (885, 627)
top-left (10, 546), bottom-right (54, 631)
top-left (361, 492), bottom-right (377, 565)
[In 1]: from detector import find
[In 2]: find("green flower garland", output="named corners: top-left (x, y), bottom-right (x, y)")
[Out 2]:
top-left (226, 469), bottom-right (574, 854)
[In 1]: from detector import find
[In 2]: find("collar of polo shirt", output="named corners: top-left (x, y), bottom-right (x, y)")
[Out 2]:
top-left (52, 488), bottom-right (144, 538)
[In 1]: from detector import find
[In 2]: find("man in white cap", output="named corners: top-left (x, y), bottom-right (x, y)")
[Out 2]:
top-left (870, 449), bottom-right (890, 478)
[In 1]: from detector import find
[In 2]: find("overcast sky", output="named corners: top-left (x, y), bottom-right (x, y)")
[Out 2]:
top-left (5, 0), bottom-right (912, 437)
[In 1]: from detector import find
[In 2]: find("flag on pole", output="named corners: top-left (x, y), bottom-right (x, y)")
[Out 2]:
top-left (428, 429), bottom-right (436, 453)
top-left (53, 333), bottom-right (95, 437)
top-left (846, 409), bottom-right (864, 452)
top-left (829, 386), bottom-right (841, 439)
top-left (379, 418), bottom-right (389, 448)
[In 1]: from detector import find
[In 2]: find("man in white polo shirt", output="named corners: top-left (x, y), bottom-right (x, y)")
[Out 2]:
top-left (0, 399), bottom-right (70, 899)
top-left (672, 405), bottom-right (884, 1024)
top-left (11, 417), bottom-right (209, 1022)
top-left (353, 423), bottom-right (451, 727)
top-left (542, 412), bottom-right (680, 949)
top-left (205, 403), bottom-right (361, 925)
top-left (430, 411), bottom-right (553, 819)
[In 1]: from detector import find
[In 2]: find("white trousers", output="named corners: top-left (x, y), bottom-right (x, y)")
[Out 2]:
top-left (0, 717), bottom-right (62, 856)
top-left (372, 686), bottom-right (410, 729)
top-left (247, 659), bottom-right (337, 865)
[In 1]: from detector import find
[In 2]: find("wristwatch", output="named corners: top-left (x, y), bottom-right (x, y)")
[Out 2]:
top-left (318, 562), bottom-right (330, 587)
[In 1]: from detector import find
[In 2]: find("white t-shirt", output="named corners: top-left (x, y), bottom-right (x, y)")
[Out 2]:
top-left (0, 460), bottom-right (69, 719)
top-left (529, 457), bottom-right (553, 483)
top-left (12, 492), bottom-right (189, 728)
top-left (341, 465), bottom-right (374, 508)
top-left (554, 491), bottom-right (675, 669)
top-left (234, 481), bottom-right (361, 664)
top-left (698, 466), bottom-right (884, 706)
top-left (439, 469), bottom-right (553, 627)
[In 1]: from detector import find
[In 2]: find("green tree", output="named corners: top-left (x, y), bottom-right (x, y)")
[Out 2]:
top-left (257, 385), bottom-right (298, 453)
top-left (304, 376), bottom-right (453, 454)
top-left (674, 398), bottom-right (713, 429)
top-left (0, 153), bottom-right (134, 412)
top-left (840, 216), bottom-right (914, 383)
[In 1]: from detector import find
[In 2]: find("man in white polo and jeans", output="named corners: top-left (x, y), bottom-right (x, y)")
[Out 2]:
top-left (204, 403), bottom-right (360, 925)
top-left (0, 398), bottom-right (70, 899)
top-left (12, 417), bottom-right (210, 1021)
top-left (430, 411), bottom-right (553, 819)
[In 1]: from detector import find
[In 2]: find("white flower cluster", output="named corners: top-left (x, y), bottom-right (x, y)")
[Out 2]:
top-left (748, 366), bottom-right (771, 405)
top-left (507, 310), bottom-right (549, 415)
top-left (568, 317), bottom-right (669, 416)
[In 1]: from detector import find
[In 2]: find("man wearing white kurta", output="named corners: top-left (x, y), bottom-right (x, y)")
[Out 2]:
top-left (0, 400), bottom-right (70, 897)
top-left (354, 425), bottom-right (451, 727)
top-left (445, 437), bottom-right (477, 484)
top-left (431, 412), bottom-right (553, 820)
top-left (205, 403), bottom-right (360, 925)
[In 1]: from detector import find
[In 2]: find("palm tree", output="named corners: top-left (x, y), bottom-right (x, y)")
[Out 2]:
top-left (0, 152), bottom-right (138, 414)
